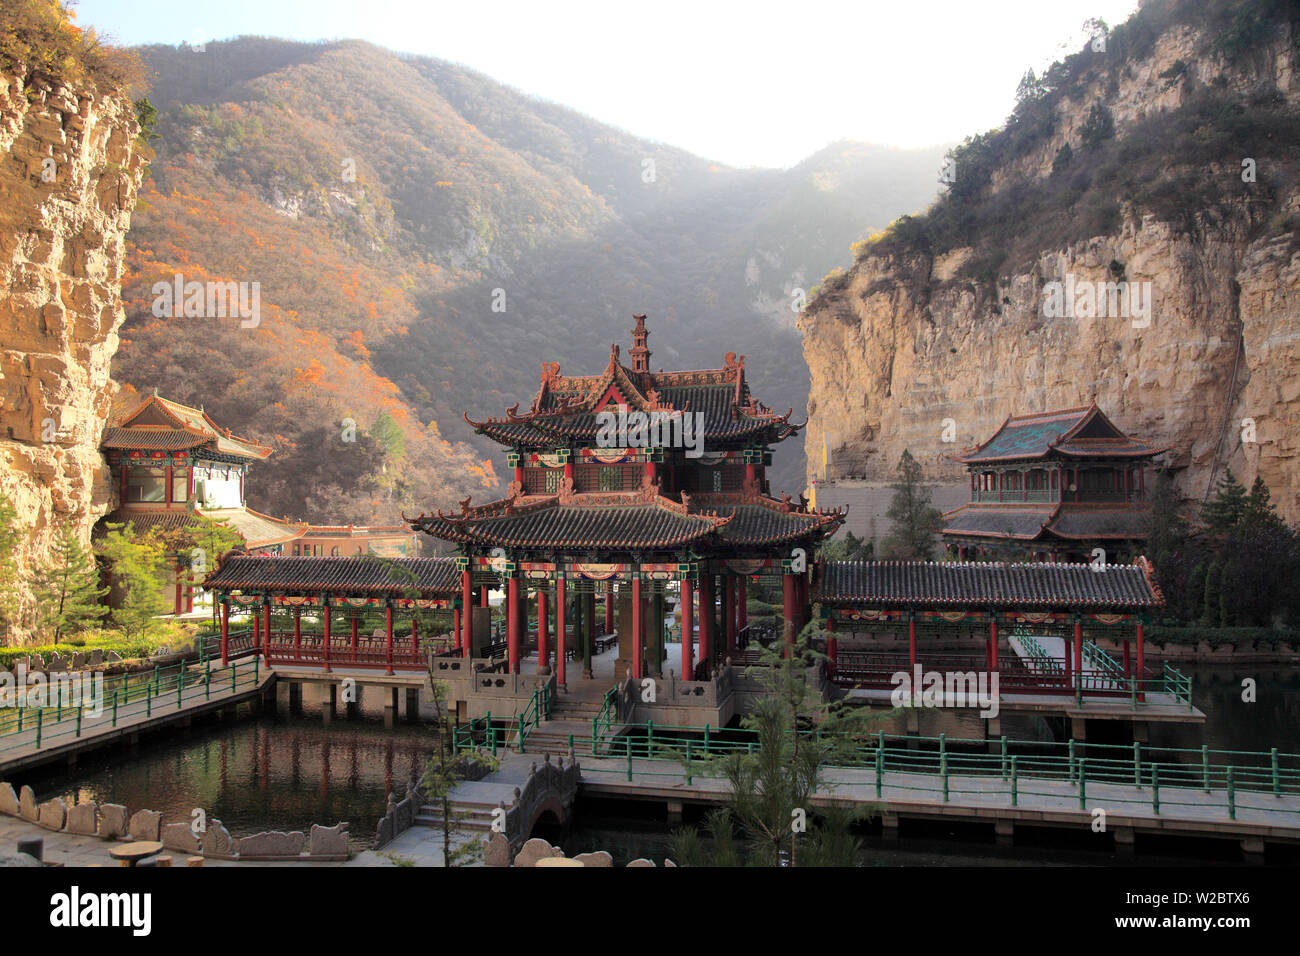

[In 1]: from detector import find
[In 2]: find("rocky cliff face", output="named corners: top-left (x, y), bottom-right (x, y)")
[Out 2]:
top-left (800, 5), bottom-right (1300, 525)
top-left (0, 66), bottom-right (146, 636)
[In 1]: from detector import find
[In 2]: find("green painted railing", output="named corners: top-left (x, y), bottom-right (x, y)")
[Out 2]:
top-left (515, 685), bottom-right (551, 751)
top-left (546, 721), bottom-right (1300, 798)
top-left (0, 658), bottom-right (262, 760)
top-left (590, 684), bottom-right (620, 751)
top-left (559, 728), bottom-right (1300, 821)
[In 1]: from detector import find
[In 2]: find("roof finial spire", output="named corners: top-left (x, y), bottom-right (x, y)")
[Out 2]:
top-left (629, 313), bottom-right (651, 375)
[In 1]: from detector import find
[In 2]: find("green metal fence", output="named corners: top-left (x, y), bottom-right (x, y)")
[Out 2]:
top-left (555, 725), bottom-right (1300, 819)
top-left (0, 657), bottom-right (262, 760)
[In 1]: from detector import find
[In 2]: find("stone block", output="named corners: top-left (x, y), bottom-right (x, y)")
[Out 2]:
top-left (98, 804), bottom-right (128, 840)
top-left (201, 820), bottom-right (236, 857)
top-left (71, 653), bottom-right (86, 669)
top-left (128, 809), bottom-right (162, 842)
top-left (0, 783), bottom-right (18, 816)
top-left (37, 798), bottom-right (66, 831)
top-left (627, 858), bottom-right (656, 867)
top-left (19, 785), bottom-right (38, 822)
top-left (513, 837), bottom-right (562, 868)
top-left (162, 822), bottom-right (199, 853)
top-left (88, 649), bottom-right (103, 666)
top-left (308, 823), bottom-right (349, 857)
top-left (66, 801), bottom-right (98, 835)
top-left (483, 831), bottom-right (510, 867)
top-left (107, 651), bottom-right (122, 663)
top-left (573, 850), bottom-right (613, 867)
top-left (236, 830), bottom-right (305, 858)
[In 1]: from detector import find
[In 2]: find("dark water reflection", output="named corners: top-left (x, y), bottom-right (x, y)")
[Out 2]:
top-left (22, 713), bottom-right (439, 851)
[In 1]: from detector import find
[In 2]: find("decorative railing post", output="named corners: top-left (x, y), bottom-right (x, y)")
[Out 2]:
top-left (1152, 764), bottom-right (1161, 815)
top-left (1078, 758), bottom-right (1087, 810)
top-left (1010, 756), bottom-right (1018, 807)
top-left (1227, 767), bottom-right (1237, 820)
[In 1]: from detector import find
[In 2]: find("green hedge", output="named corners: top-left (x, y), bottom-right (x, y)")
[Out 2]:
top-left (1145, 625), bottom-right (1300, 650)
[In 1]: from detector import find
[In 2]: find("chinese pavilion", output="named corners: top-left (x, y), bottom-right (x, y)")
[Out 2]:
top-left (99, 393), bottom-right (415, 614)
top-left (409, 314), bottom-right (846, 683)
top-left (941, 404), bottom-right (1168, 562)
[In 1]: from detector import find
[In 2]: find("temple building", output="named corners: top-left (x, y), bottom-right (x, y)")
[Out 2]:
top-left (409, 314), bottom-right (846, 683)
top-left (99, 393), bottom-right (415, 615)
top-left (941, 405), bottom-right (1168, 562)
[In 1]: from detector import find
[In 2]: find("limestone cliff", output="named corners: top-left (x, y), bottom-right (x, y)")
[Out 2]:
top-left (800, 0), bottom-right (1300, 525)
top-left (0, 64), bottom-right (146, 635)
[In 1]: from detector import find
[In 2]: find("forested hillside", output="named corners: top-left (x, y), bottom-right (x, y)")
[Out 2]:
top-left (116, 37), bottom-right (945, 522)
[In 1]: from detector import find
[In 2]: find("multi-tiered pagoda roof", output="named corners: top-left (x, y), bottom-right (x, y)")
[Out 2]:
top-left (413, 315), bottom-right (844, 555)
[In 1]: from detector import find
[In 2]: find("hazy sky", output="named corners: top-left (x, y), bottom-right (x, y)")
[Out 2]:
top-left (75, 0), bottom-right (1142, 168)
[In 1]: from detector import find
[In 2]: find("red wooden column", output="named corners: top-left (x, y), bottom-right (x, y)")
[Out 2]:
top-left (908, 611), bottom-right (917, 674)
top-left (507, 575), bottom-right (521, 674)
top-left (989, 617), bottom-right (999, 671)
top-left (1122, 639), bottom-right (1131, 675)
top-left (631, 576), bottom-right (644, 680)
top-left (322, 602), bottom-right (332, 672)
top-left (351, 615), bottom-right (360, 662)
top-left (461, 572), bottom-right (474, 659)
top-left (556, 577), bottom-right (568, 687)
top-left (1136, 619), bottom-right (1146, 701)
top-left (680, 578), bottom-right (694, 680)
top-left (385, 603), bottom-right (394, 674)
top-left (825, 616), bottom-right (837, 675)
top-left (479, 586), bottom-right (489, 608)
top-left (698, 573), bottom-right (713, 667)
top-left (453, 608), bottom-right (461, 651)
top-left (1063, 622), bottom-right (1072, 684)
top-left (724, 577), bottom-right (736, 652)
top-left (1073, 616), bottom-right (1083, 680)
top-left (782, 572), bottom-right (797, 650)
top-left (220, 599), bottom-right (229, 665)
top-left (537, 587), bottom-right (550, 669)
top-left (293, 607), bottom-right (302, 659)
top-left (252, 608), bottom-right (261, 653)
top-left (587, 593), bottom-right (597, 664)
top-left (263, 600), bottom-right (272, 663)
top-left (604, 580), bottom-right (614, 634)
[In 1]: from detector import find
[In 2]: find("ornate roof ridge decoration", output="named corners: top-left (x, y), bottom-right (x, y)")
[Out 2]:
top-left (1135, 554), bottom-right (1165, 605)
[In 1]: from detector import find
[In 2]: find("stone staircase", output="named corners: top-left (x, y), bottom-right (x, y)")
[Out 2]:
top-left (413, 796), bottom-right (498, 834)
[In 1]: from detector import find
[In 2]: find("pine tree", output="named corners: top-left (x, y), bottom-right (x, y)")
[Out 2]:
top-left (418, 680), bottom-right (496, 866)
top-left (881, 450), bottom-right (944, 560)
top-left (670, 621), bottom-right (880, 866)
top-left (1242, 476), bottom-right (1286, 534)
top-left (31, 520), bottom-right (107, 642)
top-left (1201, 469), bottom-right (1248, 534)
top-left (95, 523), bottom-right (168, 639)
